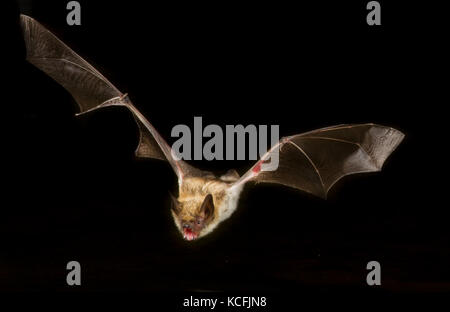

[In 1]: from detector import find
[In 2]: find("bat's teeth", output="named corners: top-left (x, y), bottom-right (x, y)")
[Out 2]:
top-left (183, 228), bottom-right (198, 241)
top-left (183, 228), bottom-right (196, 241)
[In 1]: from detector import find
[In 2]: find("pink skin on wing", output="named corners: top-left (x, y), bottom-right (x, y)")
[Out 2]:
top-left (252, 161), bottom-right (262, 174)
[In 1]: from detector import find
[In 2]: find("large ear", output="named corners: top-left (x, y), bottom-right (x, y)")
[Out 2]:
top-left (169, 192), bottom-right (181, 215)
top-left (199, 194), bottom-right (215, 221)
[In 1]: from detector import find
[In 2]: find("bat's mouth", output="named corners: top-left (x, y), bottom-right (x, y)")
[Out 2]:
top-left (183, 228), bottom-right (198, 241)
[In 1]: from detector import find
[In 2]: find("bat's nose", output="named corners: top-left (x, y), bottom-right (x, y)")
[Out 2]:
top-left (183, 224), bottom-right (191, 229)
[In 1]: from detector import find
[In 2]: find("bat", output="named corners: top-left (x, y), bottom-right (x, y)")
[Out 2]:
top-left (20, 15), bottom-right (404, 241)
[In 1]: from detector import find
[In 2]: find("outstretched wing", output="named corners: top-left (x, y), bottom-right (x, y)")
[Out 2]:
top-left (231, 124), bottom-right (404, 198)
top-left (20, 14), bottom-right (200, 181)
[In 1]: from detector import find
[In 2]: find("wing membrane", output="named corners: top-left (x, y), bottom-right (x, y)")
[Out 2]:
top-left (20, 14), bottom-right (201, 180)
top-left (233, 124), bottom-right (404, 198)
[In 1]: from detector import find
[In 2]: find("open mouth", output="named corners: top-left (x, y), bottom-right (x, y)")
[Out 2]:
top-left (183, 228), bottom-right (198, 241)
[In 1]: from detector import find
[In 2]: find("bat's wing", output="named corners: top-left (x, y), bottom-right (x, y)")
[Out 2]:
top-left (20, 14), bottom-right (201, 181)
top-left (231, 124), bottom-right (404, 198)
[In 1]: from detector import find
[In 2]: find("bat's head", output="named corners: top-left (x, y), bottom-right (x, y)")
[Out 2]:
top-left (170, 193), bottom-right (215, 241)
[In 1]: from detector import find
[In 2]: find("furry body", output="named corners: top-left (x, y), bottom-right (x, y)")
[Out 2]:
top-left (172, 172), bottom-right (244, 239)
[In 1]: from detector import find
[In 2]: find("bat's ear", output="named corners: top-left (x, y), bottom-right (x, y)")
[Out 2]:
top-left (199, 194), bottom-right (214, 222)
top-left (169, 192), bottom-right (181, 215)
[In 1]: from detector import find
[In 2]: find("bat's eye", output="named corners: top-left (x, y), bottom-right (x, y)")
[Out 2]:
top-left (196, 220), bottom-right (201, 225)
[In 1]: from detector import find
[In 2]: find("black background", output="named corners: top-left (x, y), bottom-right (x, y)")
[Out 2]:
top-left (2, 0), bottom-right (448, 308)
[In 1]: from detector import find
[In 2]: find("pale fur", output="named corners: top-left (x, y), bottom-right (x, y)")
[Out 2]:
top-left (172, 176), bottom-right (244, 239)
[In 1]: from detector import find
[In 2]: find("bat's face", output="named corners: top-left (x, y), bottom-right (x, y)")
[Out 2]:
top-left (171, 193), bottom-right (215, 241)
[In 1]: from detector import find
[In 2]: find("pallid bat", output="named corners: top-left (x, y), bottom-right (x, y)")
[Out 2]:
top-left (20, 15), bottom-right (404, 241)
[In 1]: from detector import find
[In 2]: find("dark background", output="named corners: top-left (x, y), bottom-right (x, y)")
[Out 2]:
top-left (2, 0), bottom-right (447, 308)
